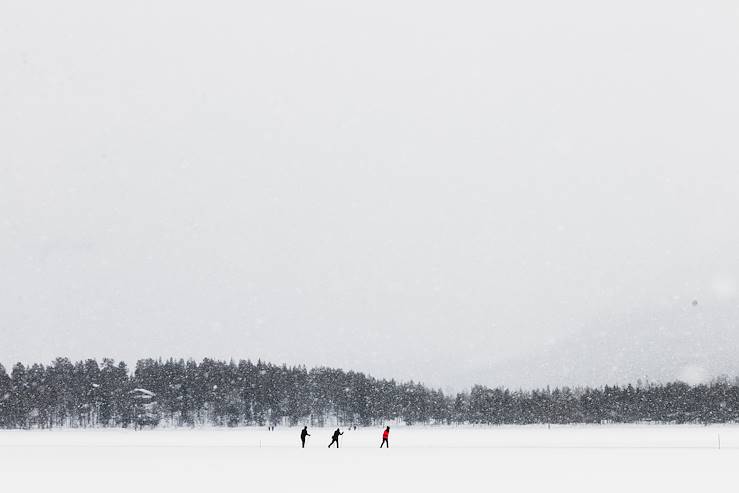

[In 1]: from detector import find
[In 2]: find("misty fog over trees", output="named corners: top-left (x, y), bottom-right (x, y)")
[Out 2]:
top-left (1, 357), bottom-right (738, 429)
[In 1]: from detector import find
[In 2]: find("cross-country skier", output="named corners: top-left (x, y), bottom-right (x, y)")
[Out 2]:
top-left (300, 426), bottom-right (310, 448)
top-left (380, 426), bottom-right (390, 448)
top-left (328, 428), bottom-right (343, 448)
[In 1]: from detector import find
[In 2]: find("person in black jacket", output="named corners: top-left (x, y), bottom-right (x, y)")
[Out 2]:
top-left (300, 426), bottom-right (311, 448)
top-left (328, 428), bottom-right (343, 448)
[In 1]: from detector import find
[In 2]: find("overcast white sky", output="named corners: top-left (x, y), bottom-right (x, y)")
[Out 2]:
top-left (2, 1), bottom-right (739, 388)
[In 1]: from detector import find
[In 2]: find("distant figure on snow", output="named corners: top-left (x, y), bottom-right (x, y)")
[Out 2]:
top-left (328, 428), bottom-right (343, 448)
top-left (380, 426), bottom-right (390, 448)
top-left (300, 426), bottom-right (310, 448)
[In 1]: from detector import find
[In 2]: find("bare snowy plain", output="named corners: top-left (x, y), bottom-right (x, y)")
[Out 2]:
top-left (1, 425), bottom-right (737, 492)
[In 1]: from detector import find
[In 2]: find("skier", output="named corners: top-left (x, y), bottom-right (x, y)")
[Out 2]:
top-left (300, 426), bottom-right (310, 448)
top-left (328, 428), bottom-right (343, 448)
top-left (380, 426), bottom-right (390, 448)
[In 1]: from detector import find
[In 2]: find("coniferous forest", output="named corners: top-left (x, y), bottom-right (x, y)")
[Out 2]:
top-left (0, 357), bottom-right (737, 429)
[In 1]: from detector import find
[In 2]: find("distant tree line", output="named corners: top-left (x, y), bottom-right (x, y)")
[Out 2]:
top-left (1, 357), bottom-right (738, 429)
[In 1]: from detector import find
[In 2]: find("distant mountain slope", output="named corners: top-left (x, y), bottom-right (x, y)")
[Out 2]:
top-left (466, 300), bottom-right (739, 389)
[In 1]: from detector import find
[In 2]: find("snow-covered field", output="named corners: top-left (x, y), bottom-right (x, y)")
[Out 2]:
top-left (1, 425), bottom-right (737, 492)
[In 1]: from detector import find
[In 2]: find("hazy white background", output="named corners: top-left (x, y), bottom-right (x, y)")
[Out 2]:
top-left (2, 1), bottom-right (738, 389)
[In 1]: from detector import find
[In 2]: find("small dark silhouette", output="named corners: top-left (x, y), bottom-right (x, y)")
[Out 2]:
top-left (380, 426), bottom-right (390, 448)
top-left (300, 426), bottom-right (310, 448)
top-left (328, 428), bottom-right (343, 448)
top-left (354, 425), bottom-right (357, 430)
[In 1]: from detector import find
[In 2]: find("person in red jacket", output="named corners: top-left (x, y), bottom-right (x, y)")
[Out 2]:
top-left (380, 426), bottom-right (390, 448)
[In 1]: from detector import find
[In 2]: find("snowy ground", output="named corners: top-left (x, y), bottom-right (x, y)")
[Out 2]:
top-left (1, 425), bottom-right (738, 492)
